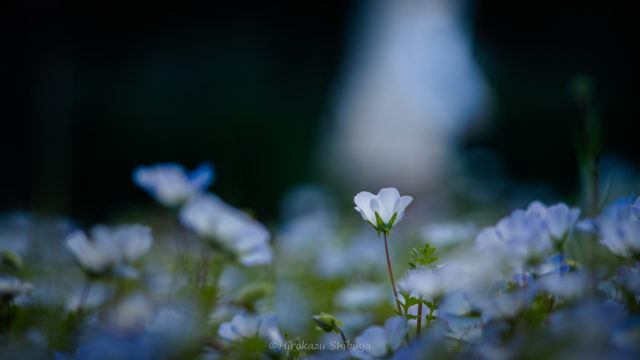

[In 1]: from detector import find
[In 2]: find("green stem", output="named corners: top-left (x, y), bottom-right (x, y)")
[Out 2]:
top-left (426, 306), bottom-right (435, 328)
top-left (383, 232), bottom-right (403, 314)
top-left (77, 281), bottom-right (91, 318)
top-left (337, 326), bottom-right (349, 351)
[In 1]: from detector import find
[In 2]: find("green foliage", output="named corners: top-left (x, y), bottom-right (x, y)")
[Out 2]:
top-left (397, 292), bottom-right (439, 328)
top-left (284, 332), bottom-right (307, 360)
top-left (424, 300), bottom-right (439, 327)
top-left (311, 313), bottom-right (343, 334)
top-left (370, 211), bottom-right (398, 237)
top-left (236, 282), bottom-right (275, 312)
top-left (398, 291), bottom-right (422, 319)
top-left (408, 243), bottom-right (438, 269)
top-left (1, 250), bottom-right (24, 274)
top-left (226, 336), bottom-right (270, 360)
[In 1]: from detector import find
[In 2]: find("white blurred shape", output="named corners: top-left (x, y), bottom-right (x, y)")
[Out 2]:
top-left (335, 283), bottom-right (387, 309)
top-left (326, 0), bottom-right (490, 191)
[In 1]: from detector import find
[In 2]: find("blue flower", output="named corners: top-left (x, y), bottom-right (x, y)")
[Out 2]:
top-left (133, 162), bottom-right (214, 207)
top-left (632, 197), bottom-right (640, 219)
top-left (475, 201), bottom-right (580, 265)
top-left (350, 316), bottom-right (408, 359)
top-left (585, 195), bottom-right (640, 257)
top-left (218, 313), bottom-right (283, 344)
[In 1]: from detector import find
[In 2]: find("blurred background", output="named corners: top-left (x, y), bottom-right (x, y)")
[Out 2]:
top-left (3, 0), bottom-right (639, 223)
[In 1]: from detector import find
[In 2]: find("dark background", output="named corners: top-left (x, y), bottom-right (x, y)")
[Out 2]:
top-left (3, 0), bottom-right (639, 222)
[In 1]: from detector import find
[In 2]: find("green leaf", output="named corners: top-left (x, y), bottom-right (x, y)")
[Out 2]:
top-left (312, 313), bottom-right (343, 334)
top-left (375, 212), bottom-right (385, 228)
top-left (408, 243), bottom-right (439, 269)
top-left (1, 250), bottom-right (23, 273)
top-left (366, 220), bottom-right (377, 230)
top-left (387, 212), bottom-right (398, 228)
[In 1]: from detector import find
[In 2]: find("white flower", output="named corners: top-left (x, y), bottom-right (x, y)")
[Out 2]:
top-left (133, 162), bottom-right (214, 207)
top-left (180, 194), bottom-right (272, 266)
top-left (350, 316), bottom-right (407, 359)
top-left (354, 188), bottom-right (413, 234)
top-left (0, 275), bottom-right (32, 299)
top-left (65, 224), bottom-right (153, 276)
top-left (218, 313), bottom-right (283, 344)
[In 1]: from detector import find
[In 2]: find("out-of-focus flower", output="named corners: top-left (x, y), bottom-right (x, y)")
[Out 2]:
top-left (475, 289), bottom-right (532, 321)
top-left (217, 313), bottom-right (283, 344)
top-left (583, 195), bottom-right (640, 257)
top-left (445, 316), bottom-right (481, 344)
top-left (350, 316), bottom-right (407, 359)
top-left (280, 184), bottom-right (336, 221)
top-left (526, 202), bottom-right (581, 241)
top-left (616, 264), bottom-right (640, 294)
top-left (335, 283), bottom-right (387, 309)
top-left (476, 201), bottom-right (580, 265)
top-left (400, 264), bottom-right (469, 303)
top-left (0, 275), bottom-right (32, 300)
top-left (133, 162), bottom-right (214, 207)
top-left (66, 283), bottom-right (107, 311)
top-left (538, 272), bottom-right (588, 301)
top-left (510, 270), bottom-right (534, 287)
top-left (324, 0), bottom-right (490, 192)
top-left (547, 301), bottom-right (630, 359)
top-left (632, 197), bottom-right (640, 219)
top-left (354, 188), bottom-right (412, 235)
top-left (421, 222), bottom-right (477, 247)
top-left (103, 294), bottom-right (154, 333)
top-left (314, 230), bottom-right (381, 279)
top-left (278, 211), bottom-right (336, 260)
top-left (535, 253), bottom-right (570, 276)
top-left (180, 193), bottom-right (272, 266)
top-left (65, 224), bottom-right (152, 277)
top-left (400, 268), bottom-right (447, 303)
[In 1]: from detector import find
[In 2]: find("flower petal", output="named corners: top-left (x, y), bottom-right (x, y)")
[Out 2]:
top-left (354, 191), bottom-right (376, 223)
top-left (392, 195), bottom-right (413, 223)
top-left (384, 316), bottom-right (408, 350)
top-left (377, 188), bottom-right (400, 222)
top-left (370, 198), bottom-right (382, 224)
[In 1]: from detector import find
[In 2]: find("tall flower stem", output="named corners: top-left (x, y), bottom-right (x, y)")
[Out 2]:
top-left (77, 280), bottom-right (91, 318)
top-left (383, 232), bottom-right (402, 314)
top-left (337, 326), bottom-right (349, 350)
